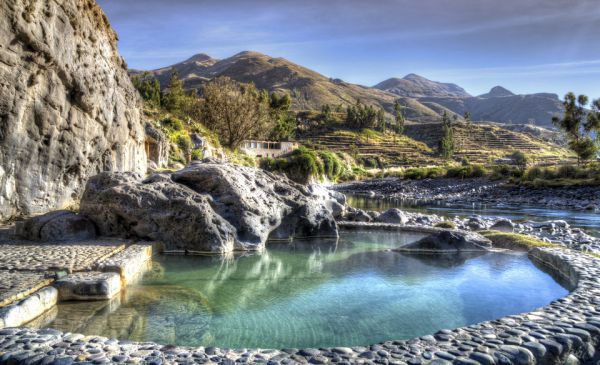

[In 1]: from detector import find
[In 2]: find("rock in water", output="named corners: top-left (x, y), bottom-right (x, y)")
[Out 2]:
top-left (0, 0), bottom-right (147, 221)
top-left (80, 162), bottom-right (339, 253)
top-left (397, 230), bottom-right (492, 252)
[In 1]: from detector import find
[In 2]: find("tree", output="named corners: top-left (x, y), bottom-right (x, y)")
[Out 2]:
top-left (394, 101), bottom-right (405, 135)
top-left (509, 151), bottom-right (528, 170)
top-left (345, 100), bottom-right (379, 129)
top-left (377, 108), bottom-right (386, 132)
top-left (552, 93), bottom-right (599, 164)
top-left (269, 93), bottom-right (297, 141)
top-left (200, 77), bottom-right (272, 149)
top-left (320, 104), bottom-right (333, 123)
top-left (162, 70), bottom-right (187, 114)
top-left (132, 72), bottom-right (161, 107)
top-left (463, 111), bottom-right (471, 125)
top-left (439, 111), bottom-right (454, 159)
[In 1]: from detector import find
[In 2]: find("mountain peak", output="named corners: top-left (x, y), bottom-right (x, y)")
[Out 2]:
top-left (403, 73), bottom-right (427, 81)
top-left (185, 53), bottom-right (216, 63)
top-left (375, 74), bottom-right (471, 98)
top-left (481, 86), bottom-right (515, 98)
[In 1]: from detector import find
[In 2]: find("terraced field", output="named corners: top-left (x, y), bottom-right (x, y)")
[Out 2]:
top-left (299, 123), bottom-right (573, 168)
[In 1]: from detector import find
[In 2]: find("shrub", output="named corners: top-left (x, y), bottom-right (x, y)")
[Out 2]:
top-left (161, 117), bottom-right (185, 132)
top-left (471, 164), bottom-right (488, 178)
top-left (191, 148), bottom-right (203, 161)
top-left (318, 151), bottom-right (345, 180)
top-left (435, 221), bottom-right (456, 229)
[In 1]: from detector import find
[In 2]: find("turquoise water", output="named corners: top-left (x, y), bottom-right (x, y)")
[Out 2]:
top-left (346, 194), bottom-right (600, 236)
top-left (41, 230), bottom-right (568, 348)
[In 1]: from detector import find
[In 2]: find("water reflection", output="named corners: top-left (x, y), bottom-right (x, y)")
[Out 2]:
top-left (37, 231), bottom-right (568, 349)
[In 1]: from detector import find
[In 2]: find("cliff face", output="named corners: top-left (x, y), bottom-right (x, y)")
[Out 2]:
top-left (0, 0), bottom-right (147, 220)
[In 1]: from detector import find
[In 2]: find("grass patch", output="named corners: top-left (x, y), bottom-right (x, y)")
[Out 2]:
top-left (479, 230), bottom-right (557, 250)
top-left (434, 221), bottom-right (456, 229)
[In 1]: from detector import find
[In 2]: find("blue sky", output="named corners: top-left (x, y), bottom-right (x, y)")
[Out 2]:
top-left (98, 0), bottom-right (600, 98)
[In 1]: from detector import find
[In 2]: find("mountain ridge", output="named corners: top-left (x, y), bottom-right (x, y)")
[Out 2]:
top-left (134, 51), bottom-right (564, 127)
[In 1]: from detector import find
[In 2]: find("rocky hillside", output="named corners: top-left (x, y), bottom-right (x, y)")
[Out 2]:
top-left (378, 80), bottom-right (564, 127)
top-left (373, 74), bottom-right (471, 98)
top-left (138, 51), bottom-right (565, 127)
top-left (133, 51), bottom-right (442, 122)
top-left (0, 0), bottom-right (147, 220)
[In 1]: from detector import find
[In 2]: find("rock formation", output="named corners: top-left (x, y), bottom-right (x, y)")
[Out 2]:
top-left (80, 161), bottom-right (339, 253)
top-left (397, 230), bottom-right (492, 252)
top-left (0, 0), bottom-right (147, 221)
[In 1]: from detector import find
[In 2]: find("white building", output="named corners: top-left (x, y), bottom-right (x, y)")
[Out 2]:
top-left (241, 140), bottom-right (299, 158)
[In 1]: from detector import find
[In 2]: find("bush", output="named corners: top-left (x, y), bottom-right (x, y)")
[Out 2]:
top-left (318, 151), bottom-right (345, 180)
top-left (191, 148), bottom-right (203, 161)
top-left (161, 117), bottom-right (185, 132)
top-left (435, 221), bottom-right (456, 229)
top-left (490, 164), bottom-right (522, 180)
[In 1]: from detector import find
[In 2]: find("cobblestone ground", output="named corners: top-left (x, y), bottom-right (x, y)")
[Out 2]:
top-left (0, 237), bottom-right (126, 309)
top-left (0, 271), bottom-right (52, 307)
top-left (0, 241), bottom-right (125, 272)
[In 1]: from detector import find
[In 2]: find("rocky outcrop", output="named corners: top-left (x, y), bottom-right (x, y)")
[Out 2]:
top-left (144, 122), bottom-right (170, 170)
top-left (15, 210), bottom-right (96, 241)
top-left (80, 161), bottom-right (338, 253)
top-left (397, 230), bottom-right (492, 252)
top-left (0, 0), bottom-right (147, 221)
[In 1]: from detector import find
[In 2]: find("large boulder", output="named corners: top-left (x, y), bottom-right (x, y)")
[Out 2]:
top-left (15, 210), bottom-right (96, 241)
top-left (80, 162), bottom-right (339, 253)
top-left (376, 208), bottom-right (408, 225)
top-left (396, 230), bottom-right (492, 253)
top-left (0, 0), bottom-right (147, 221)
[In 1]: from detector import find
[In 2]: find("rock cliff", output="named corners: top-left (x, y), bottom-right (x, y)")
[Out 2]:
top-left (0, 0), bottom-right (147, 220)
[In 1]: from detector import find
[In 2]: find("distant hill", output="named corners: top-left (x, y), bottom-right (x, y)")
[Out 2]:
top-left (373, 74), bottom-right (471, 98)
top-left (377, 80), bottom-right (563, 127)
top-left (134, 51), bottom-right (564, 127)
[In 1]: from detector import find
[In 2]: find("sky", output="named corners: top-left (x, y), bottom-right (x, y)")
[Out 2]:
top-left (97, 0), bottom-right (600, 98)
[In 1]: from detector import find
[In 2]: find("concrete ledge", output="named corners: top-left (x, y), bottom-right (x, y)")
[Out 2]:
top-left (95, 243), bottom-right (153, 284)
top-left (54, 272), bottom-right (121, 301)
top-left (0, 287), bottom-right (57, 328)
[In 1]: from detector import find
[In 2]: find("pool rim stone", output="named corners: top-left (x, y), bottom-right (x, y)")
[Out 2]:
top-left (1, 224), bottom-right (600, 365)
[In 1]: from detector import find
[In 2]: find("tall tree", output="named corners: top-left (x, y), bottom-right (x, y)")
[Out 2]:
top-left (132, 72), bottom-right (161, 107)
top-left (394, 101), bottom-right (405, 135)
top-left (377, 108), bottom-right (386, 132)
top-left (200, 77), bottom-right (272, 149)
top-left (552, 93), bottom-right (599, 164)
top-left (463, 111), bottom-right (471, 125)
top-left (162, 70), bottom-right (187, 114)
top-left (439, 111), bottom-right (454, 159)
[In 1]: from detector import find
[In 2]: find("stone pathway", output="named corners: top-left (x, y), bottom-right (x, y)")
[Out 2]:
top-left (0, 241), bottom-right (125, 272)
top-left (0, 272), bottom-right (52, 307)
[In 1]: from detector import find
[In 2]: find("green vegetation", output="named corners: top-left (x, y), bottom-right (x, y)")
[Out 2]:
top-left (201, 77), bottom-right (274, 149)
top-left (520, 163), bottom-right (600, 187)
top-left (345, 100), bottom-right (386, 130)
top-left (552, 93), bottom-right (600, 164)
top-left (479, 231), bottom-right (556, 250)
top-left (445, 164), bottom-right (487, 179)
top-left (434, 221), bottom-right (456, 229)
top-left (394, 101), bottom-right (405, 135)
top-left (260, 147), bottom-right (348, 184)
top-left (439, 111), bottom-right (454, 159)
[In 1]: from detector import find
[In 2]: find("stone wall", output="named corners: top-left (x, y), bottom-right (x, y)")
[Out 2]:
top-left (0, 0), bottom-right (147, 221)
top-left (1, 229), bottom-right (599, 365)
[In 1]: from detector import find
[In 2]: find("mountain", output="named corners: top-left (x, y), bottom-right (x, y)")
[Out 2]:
top-left (134, 51), bottom-right (442, 122)
top-left (479, 86), bottom-right (515, 98)
top-left (416, 86), bottom-right (563, 126)
top-left (378, 78), bottom-right (563, 127)
top-left (374, 74), bottom-right (471, 98)
top-left (136, 51), bottom-right (564, 127)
